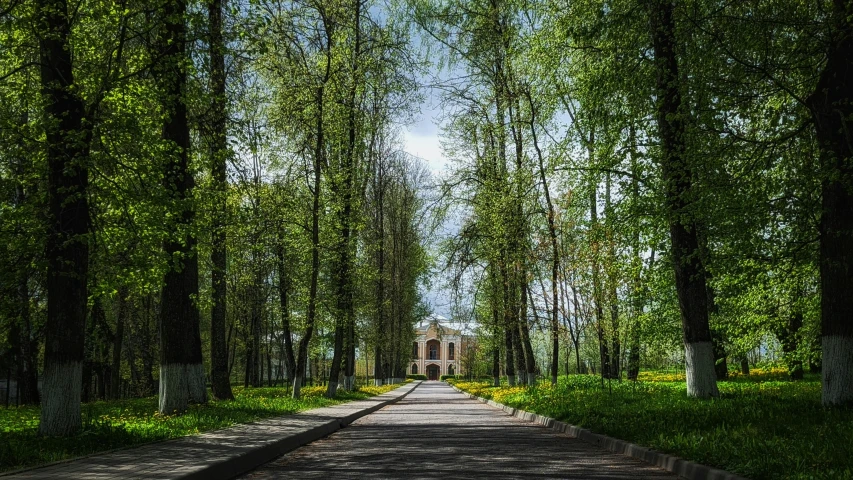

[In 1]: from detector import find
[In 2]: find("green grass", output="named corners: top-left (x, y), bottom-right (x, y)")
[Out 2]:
top-left (450, 372), bottom-right (853, 480)
top-left (0, 382), bottom-right (405, 472)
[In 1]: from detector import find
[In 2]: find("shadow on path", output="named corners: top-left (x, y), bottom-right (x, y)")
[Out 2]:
top-left (241, 382), bottom-right (676, 479)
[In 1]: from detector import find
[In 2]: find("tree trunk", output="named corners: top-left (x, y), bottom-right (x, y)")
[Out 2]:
top-left (251, 286), bottom-right (262, 387)
top-left (518, 283), bottom-right (537, 386)
top-left (528, 100), bottom-right (559, 385)
top-left (807, 0), bottom-right (853, 407)
top-left (627, 144), bottom-right (644, 382)
top-left (327, 321), bottom-right (344, 397)
top-left (15, 264), bottom-right (39, 405)
top-left (207, 0), bottom-right (233, 402)
top-left (502, 264), bottom-right (516, 386)
top-left (605, 173), bottom-right (621, 380)
top-left (294, 85), bottom-right (325, 399)
top-left (110, 288), bottom-right (128, 399)
top-left (37, 0), bottom-right (91, 436)
top-left (157, 0), bottom-right (206, 414)
top-left (276, 241), bottom-right (297, 385)
top-left (647, 0), bottom-right (718, 398)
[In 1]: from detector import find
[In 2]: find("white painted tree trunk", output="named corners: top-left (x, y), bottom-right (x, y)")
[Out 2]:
top-left (684, 341), bottom-right (719, 398)
top-left (374, 378), bottom-right (384, 386)
top-left (517, 371), bottom-right (527, 385)
top-left (292, 375), bottom-right (303, 399)
top-left (550, 374), bottom-right (557, 385)
top-left (39, 361), bottom-right (82, 436)
top-left (326, 381), bottom-right (339, 398)
top-left (187, 363), bottom-right (207, 404)
top-left (343, 375), bottom-right (355, 391)
top-left (507, 375), bottom-right (516, 387)
top-left (159, 363), bottom-right (205, 414)
top-left (493, 376), bottom-right (500, 387)
top-left (822, 335), bottom-right (853, 406)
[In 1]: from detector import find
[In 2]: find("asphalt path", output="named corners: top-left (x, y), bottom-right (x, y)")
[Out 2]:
top-left (240, 381), bottom-right (679, 479)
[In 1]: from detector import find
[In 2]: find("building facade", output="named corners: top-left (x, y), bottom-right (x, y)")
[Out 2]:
top-left (411, 318), bottom-right (462, 380)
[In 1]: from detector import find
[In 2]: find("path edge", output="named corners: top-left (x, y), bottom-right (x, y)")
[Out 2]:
top-left (0, 381), bottom-right (420, 480)
top-left (182, 380), bottom-right (421, 480)
top-left (448, 383), bottom-right (748, 480)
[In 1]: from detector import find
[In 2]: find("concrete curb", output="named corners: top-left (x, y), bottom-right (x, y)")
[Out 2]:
top-left (185, 380), bottom-right (422, 480)
top-left (1, 381), bottom-right (420, 480)
top-left (449, 384), bottom-right (748, 480)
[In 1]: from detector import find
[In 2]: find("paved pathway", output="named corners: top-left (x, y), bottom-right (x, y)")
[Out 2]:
top-left (3, 383), bottom-right (418, 480)
top-left (241, 382), bottom-right (679, 479)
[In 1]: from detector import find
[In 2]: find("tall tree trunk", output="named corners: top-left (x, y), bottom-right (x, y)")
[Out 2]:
top-left (491, 281), bottom-right (501, 387)
top-left (589, 142), bottom-right (610, 380)
top-left (373, 158), bottom-right (386, 386)
top-left (570, 283), bottom-right (584, 373)
top-left (14, 242), bottom-right (38, 406)
top-left (110, 287), bottom-right (128, 399)
top-left (780, 307), bottom-right (804, 381)
top-left (293, 85), bottom-right (325, 399)
top-left (501, 262), bottom-right (516, 386)
top-left (37, 0), bottom-right (91, 436)
top-left (605, 173), bottom-right (621, 380)
top-left (157, 0), bottom-right (207, 414)
top-left (527, 92), bottom-right (560, 385)
top-left (342, 0), bottom-right (362, 393)
top-left (208, 0), bottom-right (234, 401)
top-left (518, 281), bottom-right (537, 386)
top-left (327, 321), bottom-right (344, 397)
top-left (647, 0), bottom-right (718, 398)
top-left (276, 241), bottom-right (296, 385)
top-left (627, 140), bottom-right (644, 381)
top-left (251, 284), bottom-right (262, 388)
top-left (807, 0), bottom-right (853, 407)
top-left (512, 303), bottom-right (526, 385)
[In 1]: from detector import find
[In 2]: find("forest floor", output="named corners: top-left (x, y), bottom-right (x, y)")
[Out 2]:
top-left (449, 370), bottom-right (853, 480)
top-left (0, 381), bottom-right (407, 473)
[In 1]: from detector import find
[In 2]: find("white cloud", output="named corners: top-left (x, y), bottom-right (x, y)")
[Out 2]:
top-left (403, 128), bottom-right (448, 174)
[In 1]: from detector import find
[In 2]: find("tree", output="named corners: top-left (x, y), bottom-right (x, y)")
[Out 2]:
top-left (37, 0), bottom-right (93, 436)
top-left (156, 0), bottom-right (207, 413)
top-left (808, 0), bottom-right (853, 406)
top-left (645, 0), bottom-right (718, 398)
top-left (208, 0), bottom-right (234, 401)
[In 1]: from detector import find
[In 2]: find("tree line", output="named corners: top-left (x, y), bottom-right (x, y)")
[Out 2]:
top-left (418, 0), bottom-right (852, 406)
top-left (0, 0), bottom-right (430, 436)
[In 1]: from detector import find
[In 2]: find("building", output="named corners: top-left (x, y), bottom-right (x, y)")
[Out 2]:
top-left (411, 316), bottom-right (463, 380)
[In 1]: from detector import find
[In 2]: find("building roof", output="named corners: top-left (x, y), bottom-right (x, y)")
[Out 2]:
top-left (415, 314), bottom-right (462, 336)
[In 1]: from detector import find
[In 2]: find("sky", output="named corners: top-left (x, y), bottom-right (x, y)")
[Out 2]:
top-left (400, 89), bottom-right (459, 320)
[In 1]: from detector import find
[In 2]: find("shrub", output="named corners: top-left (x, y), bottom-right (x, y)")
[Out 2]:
top-left (406, 374), bottom-right (427, 380)
top-left (440, 374), bottom-right (460, 381)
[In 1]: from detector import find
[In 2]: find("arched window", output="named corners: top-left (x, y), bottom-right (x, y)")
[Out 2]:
top-left (429, 343), bottom-right (438, 359)
top-left (411, 364), bottom-right (418, 374)
top-left (413, 342), bottom-right (418, 358)
top-left (449, 342), bottom-right (455, 360)
top-left (448, 364), bottom-right (455, 375)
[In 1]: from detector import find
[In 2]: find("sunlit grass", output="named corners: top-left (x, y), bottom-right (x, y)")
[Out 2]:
top-left (449, 371), bottom-right (853, 480)
top-left (0, 382), bottom-right (405, 472)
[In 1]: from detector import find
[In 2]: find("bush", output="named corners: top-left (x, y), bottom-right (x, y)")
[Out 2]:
top-left (440, 374), bottom-right (460, 381)
top-left (406, 374), bottom-right (427, 380)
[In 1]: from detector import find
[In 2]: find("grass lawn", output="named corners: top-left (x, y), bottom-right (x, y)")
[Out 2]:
top-left (450, 370), bottom-right (852, 480)
top-left (0, 382), bottom-right (407, 473)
